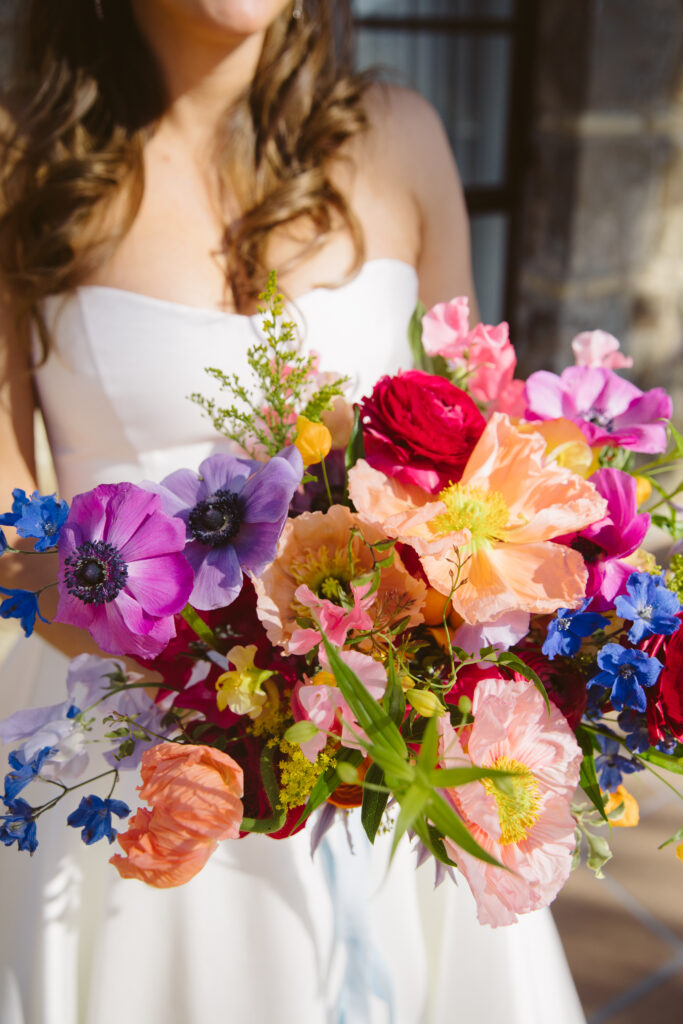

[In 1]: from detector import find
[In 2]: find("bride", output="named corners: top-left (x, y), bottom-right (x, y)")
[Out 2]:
top-left (0, 2), bottom-right (586, 1022)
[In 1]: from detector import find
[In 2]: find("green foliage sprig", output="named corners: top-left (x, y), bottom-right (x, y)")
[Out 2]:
top-left (190, 272), bottom-right (349, 458)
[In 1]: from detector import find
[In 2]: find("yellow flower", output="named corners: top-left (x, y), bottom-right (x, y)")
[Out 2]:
top-left (634, 475), bottom-right (652, 506)
top-left (215, 645), bottom-right (274, 719)
top-left (676, 842), bottom-right (683, 864)
top-left (603, 785), bottom-right (640, 827)
top-left (294, 415), bottom-right (332, 468)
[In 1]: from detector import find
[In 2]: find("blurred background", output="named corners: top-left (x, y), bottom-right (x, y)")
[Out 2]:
top-left (0, 2), bottom-right (682, 1020)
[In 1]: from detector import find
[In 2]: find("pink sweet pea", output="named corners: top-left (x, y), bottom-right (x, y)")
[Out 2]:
top-left (288, 581), bottom-right (374, 655)
top-left (525, 366), bottom-right (671, 453)
top-left (439, 676), bottom-right (581, 926)
top-left (422, 296), bottom-right (470, 357)
top-left (294, 650), bottom-right (386, 761)
top-left (571, 330), bottom-right (633, 369)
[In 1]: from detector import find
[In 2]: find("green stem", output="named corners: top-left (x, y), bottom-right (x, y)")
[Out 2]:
top-left (320, 456), bottom-right (333, 508)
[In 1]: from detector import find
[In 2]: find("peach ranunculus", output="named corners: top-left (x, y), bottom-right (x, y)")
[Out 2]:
top-left (253, 504), bottom-right (426, 652)
top-left (110, 742), bottom-right (243, 888)
top-left (439, 675), bottom-right (582, 926)
top-left (348, 413), bottom-right (607, 624)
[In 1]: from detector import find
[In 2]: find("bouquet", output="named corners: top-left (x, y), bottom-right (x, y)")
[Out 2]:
top-left (2, 275), bottom-right (682, 926)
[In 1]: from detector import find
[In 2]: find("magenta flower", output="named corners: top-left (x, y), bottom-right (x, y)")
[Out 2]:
top-left (525, 366), bottom-right (671, 453)
top-left (149, 449), bottom-right (302, 611)
top-left (55, 484), bottom-right (193, 658)
top-left (565, 468), bottom-right (650, 611)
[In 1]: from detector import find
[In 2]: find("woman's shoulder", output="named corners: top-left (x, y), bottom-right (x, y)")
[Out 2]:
top-left (360, 83), bottom-right (455, 183)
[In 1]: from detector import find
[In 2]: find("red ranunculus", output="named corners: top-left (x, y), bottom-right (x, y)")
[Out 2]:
top-left (359, 370), bottom-right (486, 494)
top-left (645, 614), bottom-right (683, 743)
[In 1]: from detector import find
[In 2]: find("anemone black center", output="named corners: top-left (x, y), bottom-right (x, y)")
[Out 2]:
top-left (188, 489), bottom-right (243, 547)
top-left (64, 540), bottom-right (128, 605)
top-left (570, 536), bottom-right (604, 564)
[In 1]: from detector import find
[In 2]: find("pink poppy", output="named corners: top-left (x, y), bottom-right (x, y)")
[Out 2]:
top-left (439, 676), bottom-right (582, 926)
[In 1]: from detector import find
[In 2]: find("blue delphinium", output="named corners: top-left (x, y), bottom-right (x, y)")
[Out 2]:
top-left (615, 572), bottom-right (682, 645)
top-left (589, 643), bottom-right (663, 712)
top-left (0, 798), bottom-right (38, 853)
top-left (66, 795), bottom-right (130, 845)
top-left (0, 530), bottom-right (7, 555)
top-left (0, 586), bottom-right (48, 637)
top-left (617, 708), bottom-right (651, 754)
top-left (0, 488), bottom-right (69, 552)
top-left (542, 600), bottom-right (609, 660)
top-left (595, 735), bottom-right (643, 792)
top-left (3, 746), bottom-right (54, 801)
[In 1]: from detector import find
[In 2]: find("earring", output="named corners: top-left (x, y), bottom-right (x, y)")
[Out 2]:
top-left (94, 0), bottom-right (104, 19)
top-left (292, 0), bottom-right (303, 19)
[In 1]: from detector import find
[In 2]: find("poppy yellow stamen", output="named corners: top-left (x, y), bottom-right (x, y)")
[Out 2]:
top-left (483, 756), bottom-right (542, 846)
top-left (432, 484), bottom-right (509, 551)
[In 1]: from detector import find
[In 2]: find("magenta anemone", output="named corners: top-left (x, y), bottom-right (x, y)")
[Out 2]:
top-left (55, 484), bottom-right (193, 658)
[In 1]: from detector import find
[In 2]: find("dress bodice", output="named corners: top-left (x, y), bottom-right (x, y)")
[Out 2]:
top-left (33, 258), bottom-right (417, 500)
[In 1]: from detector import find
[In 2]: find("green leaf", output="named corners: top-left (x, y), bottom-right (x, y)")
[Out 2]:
top-left (295, 748), bottom-right (364, 828)
top-left (669, 420), bottom-right (683, 459)
top-left (336, 761), bottom-right (359, 784)
top-left (427, 791), bottom-right (503, 867)
top-left (344, 405), bottom-right (365, 477)
top-left (240, 744), bottom-right (288, 835)
top-left (658, 826), bottom-right (683, 850)
top-left (412, 818), bottom-right (458, 868)
top-left (382, 649), bottom-right (406, 728)
top-left (575, 725), bottom-right (608, 822)
top-left (584, 830), bottom-right (613, 878)
top-left (497, 651), bottom-right (550, 713)
top-left (361, 763), bottom-right (389, 843)
top-left (638, 747), bottom-right (683, 775)
top-left (429, 765), bottom-right (517, 788)
top-left (391, 783), bottom-right (430, 861)
top-left (407, 301), bottom-right (427, 369)
top-left (321, 633), bottom-right (408, 763)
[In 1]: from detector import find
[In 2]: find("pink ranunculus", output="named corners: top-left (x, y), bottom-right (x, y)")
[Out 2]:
top-left (421, 296), bottom-right (471, 358)
top-left (439, 676), bottom-right (582, 926)
top-left (55, 484), bottom-right (194, 658)
top-left (571, 330), bottom-right (633, 369)
top-left (110, 742), bottom-right (244, 888)
top-left (524, 366), bottom-right (671, 453)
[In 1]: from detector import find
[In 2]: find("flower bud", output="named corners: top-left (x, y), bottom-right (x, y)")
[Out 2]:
top-left (294, 415), bottom-right (332, 468)
top-left (603, 785), bottom-right (640, 827)
top-left (406, 688), bottom-right (445, 717)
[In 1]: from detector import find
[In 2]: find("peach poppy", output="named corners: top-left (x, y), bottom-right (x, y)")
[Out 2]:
top-left (254, 504), bottom-right (426, 651)
top-left (439, 676), bottom-right (582, 926)
top-left (349, 413), bottom-right (607, 624)
top-left (110, 742), bottom-right (243, 888)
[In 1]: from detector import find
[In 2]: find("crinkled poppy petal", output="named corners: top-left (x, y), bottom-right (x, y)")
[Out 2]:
top-left (448, 541), bottom-right (587, 623)
top-left (124, 554), bottom-right (194, 616)
top-left (118, 509), bottom-right (187, 563)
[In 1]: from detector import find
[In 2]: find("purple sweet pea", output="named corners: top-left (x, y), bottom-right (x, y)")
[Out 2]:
top-left (148, 448), bottom-right (303, 611)
top-left (54, 484), bottom-right (194, 658)
top-left (565, 468), bottom-right (650, 611)
top-left (525, 366), bottom-right (671, 453)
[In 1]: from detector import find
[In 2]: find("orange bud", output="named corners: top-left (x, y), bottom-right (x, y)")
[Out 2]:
top-left (635, 475), bottom-right (652, 506)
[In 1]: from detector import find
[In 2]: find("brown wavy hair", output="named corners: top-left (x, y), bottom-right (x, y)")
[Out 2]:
top-left (0, 0), bottom-right (372, 357)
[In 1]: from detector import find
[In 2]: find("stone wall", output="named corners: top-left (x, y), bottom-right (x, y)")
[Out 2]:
top-left (513, 0), bottom-right (683, 425)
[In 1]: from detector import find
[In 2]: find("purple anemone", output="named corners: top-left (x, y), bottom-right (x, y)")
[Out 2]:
top-left (149, 448), bottom-right (303, 611)
top-left (562, 468), bottom-right (650, 611)
top-left (524, 366), bottom-right (671, 453)
top-left (55, 484), bottom-right (193, 658)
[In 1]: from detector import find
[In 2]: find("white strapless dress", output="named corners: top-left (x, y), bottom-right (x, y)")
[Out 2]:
top-left (0, 259), bottom-right (586, 1024)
